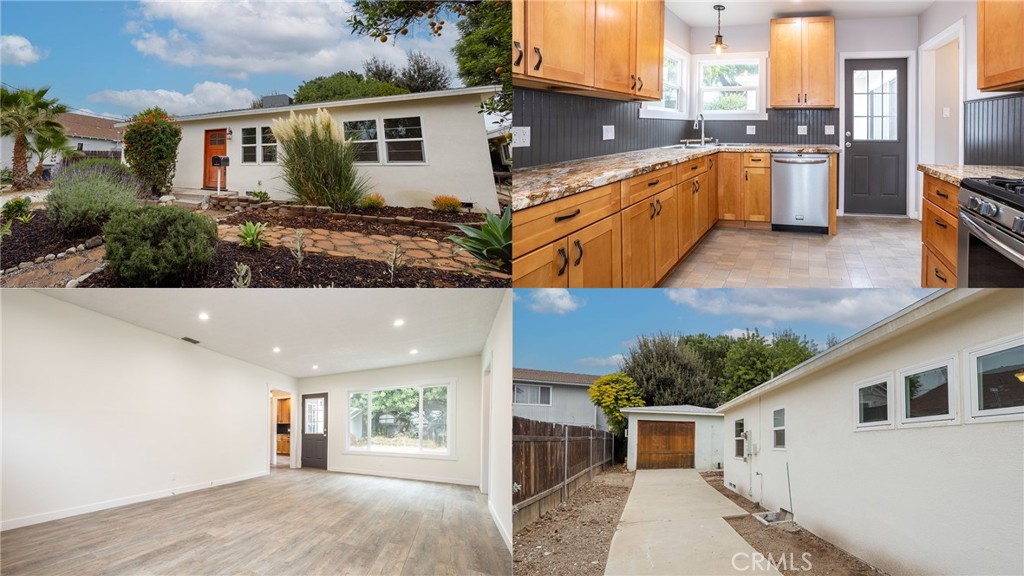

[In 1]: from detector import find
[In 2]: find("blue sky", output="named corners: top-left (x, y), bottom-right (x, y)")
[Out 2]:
top-left (0, 1), bottom-right (460, 119)
top-left (514, 289), bottom-right (937, 374)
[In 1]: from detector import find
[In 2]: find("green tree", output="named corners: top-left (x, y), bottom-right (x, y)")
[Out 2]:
top-left (122, 107), bottom-right (182, 197)
top-left (767, 328), bottom-right (819, 376)
top-left (588, 372), bottom-right (644, 434)
top-left (293, 70), bottom-right (408, 104)
top-left (398, 51), bottom-right (452, 92)
top-left (622, 333), bottom-right (722, 408)
top-left (348, 1), bottom-right (485, 41)
top-left (364, 56), bottom-right (400, 85)
top-left (29, 128), bottom-right (82, 179)
top-left (679, 333), bottom-right (733, 386)
top-left (721, 329), bottom-right (819, 401)
top-left (0, 86), bottom-right (68, 190)
top-left (453, 0), bottom-right (511, 116)
top-left (825, 333), bottom-right (842, 349)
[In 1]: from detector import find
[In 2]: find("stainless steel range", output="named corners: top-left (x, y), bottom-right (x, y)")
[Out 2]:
top-left (958, 177), bottom-right (1024, 287)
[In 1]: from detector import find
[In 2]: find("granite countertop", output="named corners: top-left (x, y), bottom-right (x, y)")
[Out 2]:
top-left (917, 164), bottom-right (1024, 186)
top-left (513, 144), bottom-right (842, 211)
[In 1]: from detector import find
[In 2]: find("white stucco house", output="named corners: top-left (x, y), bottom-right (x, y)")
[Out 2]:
top-left (1, 112), bottom-right (122, 174)
top-left (621, 405), bottom-right (724, 471)
top-left (718, 288), bottom-right (1024, 576)
top-left (170, 86), bottom-right (501, 212)
top-left (512, 368), bottom-right (609, 430)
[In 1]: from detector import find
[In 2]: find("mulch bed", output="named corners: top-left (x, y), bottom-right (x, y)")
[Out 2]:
top-left (345, 205), bottom-right (486, 224)
top-left (220, 209), bottom-right (462, 244)
top-left (0, 213), bottom-right (94, 269)
top-left (81, 243), bottom-right (509, 288)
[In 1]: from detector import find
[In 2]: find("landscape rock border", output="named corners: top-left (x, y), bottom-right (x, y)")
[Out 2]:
top-left (1, 235), bottom-right (103, 276)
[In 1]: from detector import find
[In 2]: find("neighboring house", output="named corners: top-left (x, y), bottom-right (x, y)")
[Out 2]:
top-left (621, 405), bottom-right (724, 471)
top-left (513, 368), bottom-right (608, 430)
top-left (718, 289), bottom-right (1024, 576)
top-left (170, 87), bottom-right (501, 211)
top-left (0, 112), bottom-right (122, 174)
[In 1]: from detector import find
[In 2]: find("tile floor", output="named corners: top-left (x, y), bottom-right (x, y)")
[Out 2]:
top-left (662, 215), bottom-right (922, 288)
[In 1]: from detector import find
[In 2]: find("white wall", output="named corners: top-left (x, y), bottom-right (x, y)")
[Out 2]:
top-left (0, 290), bottom-right (296, 531)
top-left (173, 93), bottom-right (499, 211)
top-left (664, 7), bottom-right (690, 50)
top-left (481, 290), bottom-right (513, 551)
top-left (722, 290), bottom-right (1024, 576)
top-left (836, 17), bottom-right (919, 53)
top-left (933, 40), bottom-right (961, 164)
top-left (624, 412), bottom-right (724, 471)
top-left (297, 356), bottom-right (483, 486)
top-left (689, 24), bottom-right (769, 55)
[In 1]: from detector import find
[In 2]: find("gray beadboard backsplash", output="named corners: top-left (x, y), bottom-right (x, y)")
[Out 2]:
top-left (514, 88), bottom-right (840, 168)
top-left (964, 94), bottom-right (1024, 167)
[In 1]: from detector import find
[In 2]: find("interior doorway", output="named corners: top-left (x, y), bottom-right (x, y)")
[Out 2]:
top-left (919, 21), bottom-right (965, 170)
top-left (301, 393), bottom-right (328, 469)
top-left (270, 389), bottom-right (293, 469)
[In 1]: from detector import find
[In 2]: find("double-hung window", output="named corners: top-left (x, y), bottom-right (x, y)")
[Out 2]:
top-left (343, 119), bottom-right (379, 163)
top-left (241, 128), bottom-right (258, 163)
top-left (966, 335), bottom-right (1024, 420)
top-left (383, 117), bottom-right (425, 163)
top-left (734, 419), bottom-right (745, 458)
top-left (696, 53), bottom-right (768, 120)
top-left (640, 42), bottom-right (690, 120)
top-left (260, 127), bottom-right (277, 163)
top-left (898, 356), bottom-right (957, 425)
top-left (772, 409), bottom-right (786, 448)
top-left (241, 127), bottom-right (276, 164)
top-left (513, 384), bottom-right (551, 406)
top-left (347, 380), bottom-right (454, 457)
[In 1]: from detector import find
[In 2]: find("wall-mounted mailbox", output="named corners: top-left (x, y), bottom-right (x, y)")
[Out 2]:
top-left (211, 155), bottom-right (230, 167)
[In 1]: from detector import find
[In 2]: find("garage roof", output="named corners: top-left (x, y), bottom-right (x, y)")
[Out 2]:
top-left (513, 368), bottom-right (601, 387)
top-left (621, 405), bottom-right (722, 417)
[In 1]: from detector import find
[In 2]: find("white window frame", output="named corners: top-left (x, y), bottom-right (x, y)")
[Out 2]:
top-left (639, 41), bottom-right (690, 120)
top-left (771, 408), bottom-right (786, 449)
top-left (382, 116), bottom-right (427, 165)
top-left (240, 126), bottom-right (278, 165)
top-left (852, 373), bottom-right (895, 431)
top-left (897, 355), bottom-right (958, 427)
top-left (694, 52), bottom-right (769, 121)
top-left (343, 378), bottom-right (456, 460)
top-left (965, 334), bottom-right (1024, 422)
top-left (513, 383), bottom-right (551, 406)
top-left (733, 418), bottom-right (745, 459)
top-left (260, 126), bottom-right (278, 164)
top-left (342, 119), bottom-right (382, 165)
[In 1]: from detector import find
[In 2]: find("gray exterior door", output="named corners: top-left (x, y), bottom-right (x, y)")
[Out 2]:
top-left (843, 58), bottom-right (908, 215)
top-left (301, 393), bottom-right (328, 469)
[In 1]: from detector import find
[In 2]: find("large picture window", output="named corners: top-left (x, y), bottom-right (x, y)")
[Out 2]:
top-left (383, 116), bottom-right (425, 163)
top-left (696, 53), bottom-right (768, 120)
top-left (967, 335), bottom-right (1024, 420)
top-left (347, 381), bottom-right (453, 456)
top-left (343, 119), bottom-right (379, 163)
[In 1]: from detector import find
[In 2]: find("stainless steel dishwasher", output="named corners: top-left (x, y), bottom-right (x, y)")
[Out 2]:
top-left (771, 153), bottom-right (830, 234)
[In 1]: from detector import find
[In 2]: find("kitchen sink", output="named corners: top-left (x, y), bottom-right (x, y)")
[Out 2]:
top-left (661, 144), bottom-right (716, 150)
top-left (719, 143), bottom-right (754, 147)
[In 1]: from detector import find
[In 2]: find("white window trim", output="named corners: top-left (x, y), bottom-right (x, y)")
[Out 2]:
top-left (259, 127), bottom-right (278, 165)
top-left (342, 378), bottom-right (456, 460)
top-left (694, 51), bottom-right (769, 121)
top-left (382, 116), bottom-right (428, 165)
top-left (897, 355), bottom-right (958, 428)
top-left (733, 418), bottom-right (745, 459)
top-left (640, 41), bottom-right (690, 121)
top-left (240, 126), bottom-right (278, 165)
top-left (964, 334), bottom-right (1024, 422)
top-left (513, 383), bottom-right (551, 406)
top-left (852, 373), bottom-right (895, 431)
top-left (771, 407), bottom-right (786, 450)
top-left (342, 119), bottom-right (382, 166)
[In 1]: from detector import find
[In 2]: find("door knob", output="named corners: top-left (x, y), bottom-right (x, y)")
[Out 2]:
top-left (845, 142), bottom-right (852, 148)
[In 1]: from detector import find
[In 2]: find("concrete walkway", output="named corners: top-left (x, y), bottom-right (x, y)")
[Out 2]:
top-left (605, 469), bottom-right (780, 576)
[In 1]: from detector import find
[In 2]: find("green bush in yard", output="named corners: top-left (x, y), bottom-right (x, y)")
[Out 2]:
top-left (2, 196), bottom-right (32, 221)
top-left (46, 159), bottom-right (141, 237)
top-left (102, 206), bottom-right (218, 287)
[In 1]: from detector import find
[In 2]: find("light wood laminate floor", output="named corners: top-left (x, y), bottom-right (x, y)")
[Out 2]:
top-left (662, 215), bottom-right (921, 288)
top-left (1, 468), bottom-right (510, 576)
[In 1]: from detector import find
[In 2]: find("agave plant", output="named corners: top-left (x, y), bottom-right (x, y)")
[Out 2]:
top-left (238, 221), bottom-right (269, 250)
top-left (447, 207), bottom-right (512, 275)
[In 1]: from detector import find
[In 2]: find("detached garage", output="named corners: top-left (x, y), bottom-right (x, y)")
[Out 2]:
top-left (621, 406), bottom-right (724, 471)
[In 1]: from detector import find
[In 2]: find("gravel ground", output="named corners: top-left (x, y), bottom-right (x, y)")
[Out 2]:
top-left (1, 187), bottom-right (51, 207)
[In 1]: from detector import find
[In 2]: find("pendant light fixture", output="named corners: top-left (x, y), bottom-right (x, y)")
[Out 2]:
top-left (710, 4), bottom-right (729, 55)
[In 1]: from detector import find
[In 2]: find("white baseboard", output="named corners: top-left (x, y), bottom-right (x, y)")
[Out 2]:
top-left (326, 465), bottom-right (475, 487)
top-left (489, 498), bottom-right (512, 553)
top-left (1, 470), bottom-right (268, 532)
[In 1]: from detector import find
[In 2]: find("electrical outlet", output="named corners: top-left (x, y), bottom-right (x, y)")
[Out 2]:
top-left (797, 125), bottom-right (808, 136)
top-left (602, 125), bottom-right (615, 141)
top-left (746, 125), bottom-right (756, 135)
top-left (824, 125), bottom-right (835, 135)
top-left (511, 126), bottom-right (531, 148)
top-left (943, 107), bottom-right (951, 118)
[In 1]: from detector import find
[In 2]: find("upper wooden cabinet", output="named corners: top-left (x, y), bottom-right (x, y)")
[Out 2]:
top-left (277, 398), bottom-right (291, 425)
top-left (977, 0), bottom-right (1024, 91)
top-left (770, 16), bottom-right (836, 108)
top-left (633, 0), bottom-right (665, 100)
top-left (521, 0), bottom-right (595, 86)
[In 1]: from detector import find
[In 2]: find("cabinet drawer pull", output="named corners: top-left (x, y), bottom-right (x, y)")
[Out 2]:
top-left (745, 170), bottom-right (749, 181)
top-left (553, 209), bottom-right (580, 223)
top-left (934, 218), bottom-right (948, 229)
top-left (696, 180), bottom-right (701, 192)
top-left (638, 76), bottom-right (644, 91)
top-left (649, 202), bottom-right (656, 219)
top-left (935, 189), bottom-right (949, 199)
top-left (513, 41), bottom-right (524, 67)
top-left (573, 240), bottom-right (584, 266)
top-left (631, 74), bottom-right (637, 90)
top-left (805, 93), bottom-right (808, 103)
top-left (692, 180), bottom-right (698, 193)
top-left (797, 93), bottom-right (801, 103)
top-left (933, 268), bottom-right (948, 283)
top-left (557, 247), bottom-right (569, 276)
top-left (647, 179), bottom-right (661, 187)
top-left (533, 47), bottom-right (543, 70)
top-left (751, 158), bottom-right (763, 162)
top-left (656, 199), bottom-right (663, 216)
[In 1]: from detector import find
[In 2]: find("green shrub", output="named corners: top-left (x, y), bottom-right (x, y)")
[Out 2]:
top-left (46, 160), bottom-right (141, 237)
top-left (358, 192), bottom-right (386, 209)
top-left (0, 167), bottom-right (13, 184)
top-left (448, 207), bottom-right (512, 274)
top-left (102, 206), bottom-right (217, 286)
top-left (248, 190), bottom-right (270, 202)
top-left (122, 107), bottom-right (182, 196)
top-left (0, 219), bottom-right (11, 244)
top-left (238, 221), bottom-right (269, 250)
top-left (432, 194), bottom-right (463, 213)
top-left (272, 109), bottom-right (370, 210)
top-left (2, 196), bottom-right (32, 221)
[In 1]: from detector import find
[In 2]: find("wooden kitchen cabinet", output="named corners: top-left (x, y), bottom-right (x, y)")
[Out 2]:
top-left (770, 16), bottom-right (836, 107)
top-left (277, 398), bottom-right (291, 424)
top-left (513, 215), bottom-right (622, 288)
top-left (717, 152), bottom-right (743, 221)
top-left (623, 187), bottom-right (677, 287)
top-left (707, 155), bottom-right (718, 228)
top-left (977, 0), bottom-right (1024, 91)
top-left (633, 0), bottom-right (664, 100)
top-left (513, 243), bottom-right (569, 287)
top-left (742, 166), bottom-right (772, 223)
top-left (521, 0), bottom-right (595, 86)
top-left (512, 0), bottom-right (526, 75)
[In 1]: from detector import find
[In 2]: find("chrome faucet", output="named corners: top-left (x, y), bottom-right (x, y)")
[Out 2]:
top-left (694, 113), bottom-right (706, 145)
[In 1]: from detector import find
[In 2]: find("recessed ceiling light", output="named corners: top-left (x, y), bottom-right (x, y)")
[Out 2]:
top-left (393, 319), bottom-right (405, 327)
top-left (273, 347), bottom-right (281, 353)
top-left (312, 365), bottom-right (319, 370)
top-left (410, 349), bottom-right (419, 355)
top-left (198, 312), bottom-right (210, 321)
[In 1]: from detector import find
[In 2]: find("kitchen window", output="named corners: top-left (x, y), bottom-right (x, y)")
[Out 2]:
top-left (734, 419), bottom-right (745, 458)
top-left (966, 335), bottom-right (1024, 420)
top-left (854, 374), bottom-right (894, 429)
top-left (383, 116), bottom-right (425, 163)
top-left (260, 127), bottom-right (277, 163)
top-left (241, 127), bottom-right (257, 163)
top-left (640, 42), bottom-right (690, 120)
top-left (513, 384), bottom-right (551, 406)
top-left (898, 357), bottom-right (957, 425)
top-left (696, 53), bottom-right (768, 120)
top-left (347, 380), bottom-right (453, 457)
top-left (343, 119), bottom-right (379, 163)
top-left (772, 408), bottom-right (785, 449)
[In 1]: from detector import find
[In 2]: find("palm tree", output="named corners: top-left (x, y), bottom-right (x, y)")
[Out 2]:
top-left (0, 87), bottom-right (69, 190)
top-left (28, 128), bottom-right (82, 179)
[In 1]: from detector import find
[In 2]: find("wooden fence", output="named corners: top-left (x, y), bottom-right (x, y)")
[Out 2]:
top-left (512, 416), bottom-right (614, 532)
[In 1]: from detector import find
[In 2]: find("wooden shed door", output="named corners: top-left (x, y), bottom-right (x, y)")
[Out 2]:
top-left (203, 129), bottom-right (227, 189)
top-left (637, 421), bottom-right (695, 469)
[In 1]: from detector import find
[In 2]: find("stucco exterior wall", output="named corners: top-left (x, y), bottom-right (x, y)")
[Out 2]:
top-left (721, 289), bottom-right (1024, 576)
top-left (624, 412), bottom-right (724, 471)
top-left (513, 383), bottom-right (608, 429)
top-left (172, 93), bottom-right (498, 211)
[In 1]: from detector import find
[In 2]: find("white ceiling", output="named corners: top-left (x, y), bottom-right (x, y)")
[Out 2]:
top-left (39, 289), bottom-right (506, 379)
top-left (667, 1), bottom-right (936, 27)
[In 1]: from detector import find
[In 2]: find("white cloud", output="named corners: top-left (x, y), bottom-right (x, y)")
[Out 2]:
top-left (667, 289), bottom-right (932, 329)
top-left (129, 0), bottom-right (459, 83)
top-left (577, 354), bottom-right (624, 368)
top-left (1, 35), bottom-right (45, 66)
top-left (88, 81), bottom-right (257, 116)
top-left (525, 289), bottom-right (583, 315)
top-left (722, 328), bottom-right (752, 339)
top-left (74, 108), bottom-right (128, 121)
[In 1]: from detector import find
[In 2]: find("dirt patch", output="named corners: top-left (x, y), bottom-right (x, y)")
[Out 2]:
top-left (513, 467), bottom-right (633, 576)
top-left (699, 471), bottom-right (884, 576)
top-left (220, 209), bottom-right (462, 244)
top-left (344, 205), bottom-right (486, 224)
top-left (0, 213), bottom-right (94, 269)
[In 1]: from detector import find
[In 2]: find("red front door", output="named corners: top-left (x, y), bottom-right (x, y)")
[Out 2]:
top-left (203, 129), bottom-right (227, 189)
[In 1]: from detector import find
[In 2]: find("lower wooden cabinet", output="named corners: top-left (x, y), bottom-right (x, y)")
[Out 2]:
top-left (622, 187), bottom-right (677, 287)
top-left (717, 152), bottom-right (743, 221)
top-left (512, 215), bottom-right (622, 287)
top-left (922, 244), bottom-right (957, 288)
top-left (922, 198), bottom-right (958, 270)
top-left (276, 435), bottom-right (290, 455)
top-left (742, 166), bottom-right (772, 222)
